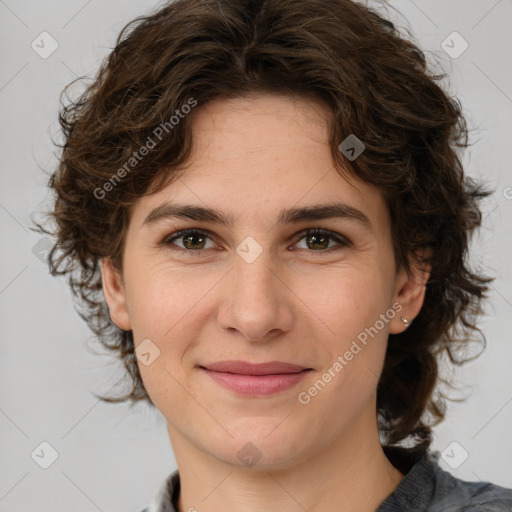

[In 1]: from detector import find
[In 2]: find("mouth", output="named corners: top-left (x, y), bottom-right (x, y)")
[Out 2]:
top-left (199, 360), bottom-right (313, 396)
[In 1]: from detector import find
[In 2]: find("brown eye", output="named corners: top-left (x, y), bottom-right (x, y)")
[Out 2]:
top-left (294, 229), bottom-right (350, 252)
top-left (181, 232), bottom-right (207, 250)
top-left (165, 230), bottom-right (216, 251)
top-left (163, 228), bottom-right (350, 255)
top-left (305, 232), bottom-right (330, 250)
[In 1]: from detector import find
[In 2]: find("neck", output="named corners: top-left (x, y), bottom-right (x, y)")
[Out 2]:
top-left (169, 406), bottom-right (404, 512)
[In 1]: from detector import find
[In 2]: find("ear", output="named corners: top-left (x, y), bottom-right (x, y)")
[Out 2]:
top-left (101, 258), bottom-right (132, 331)
top-left (389, 249), bottom-right (431, 335)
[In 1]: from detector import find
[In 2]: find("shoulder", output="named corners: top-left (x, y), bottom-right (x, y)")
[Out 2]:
top-left (433, 480), bottom-right (512, 512)
top-left (419, 453), bottom-right (512, 512)
top-left (379, 447), bottom-right (512, 512)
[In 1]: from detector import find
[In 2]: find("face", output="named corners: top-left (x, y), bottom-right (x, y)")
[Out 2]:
top-left (102, 93), bottom-right (426, 470)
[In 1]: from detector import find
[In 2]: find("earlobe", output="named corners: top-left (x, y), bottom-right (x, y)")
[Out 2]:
top-left (390, 254), bottom-right (431, 335)
top-left (101, 258), bottom-right (132, 331)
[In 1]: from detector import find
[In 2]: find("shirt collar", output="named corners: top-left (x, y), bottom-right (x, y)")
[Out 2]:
top-left (147, 448), bottom-right (432, 512)
top-left (146, 469), bottom-right (180, 512)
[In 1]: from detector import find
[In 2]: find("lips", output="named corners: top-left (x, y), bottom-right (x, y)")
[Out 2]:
top-left (200, 360), bottom-right (311, 375)
top-left (199, 360), bottom-right (313, 396)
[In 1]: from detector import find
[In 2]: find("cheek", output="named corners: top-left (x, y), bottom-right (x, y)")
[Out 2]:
top-left (127, 258), bottom-right (392, 359)
top-left (300, 267), bottom-right (392, 393)
top-left (123, 264), bottom-right (220, 392)
top-left (124, 262), bottom-right (211, 338)
top-left (125, 252), bottom-right (393, 409)
top-left (301, 265), bottom-right (391, 340)
top-left (126, 277), bottom-right (198, 413)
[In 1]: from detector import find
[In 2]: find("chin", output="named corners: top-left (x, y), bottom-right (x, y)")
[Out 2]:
top-left (207, 426), bottom-right (312, 472)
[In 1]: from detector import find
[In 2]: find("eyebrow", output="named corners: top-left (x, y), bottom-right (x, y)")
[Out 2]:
top-left (142, 201), bottom-right (372, 230)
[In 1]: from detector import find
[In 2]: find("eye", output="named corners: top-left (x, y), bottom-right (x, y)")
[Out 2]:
top-left (164, 229), bottom-right (217, 252)
top-left (293, 228), bottom-right (350, 252)
top-left (163, 228), bottom-right (350, 254)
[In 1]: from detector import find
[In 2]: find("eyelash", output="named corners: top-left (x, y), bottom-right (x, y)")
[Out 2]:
top-left (162, 228), bottom-right (351, 256)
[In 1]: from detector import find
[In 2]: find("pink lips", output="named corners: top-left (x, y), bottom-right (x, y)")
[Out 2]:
top-left (200, 360), bottom-right (312, 396)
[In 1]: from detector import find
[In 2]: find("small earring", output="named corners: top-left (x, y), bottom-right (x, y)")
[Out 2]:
top-left (400, 316), bottom-right (409, 326)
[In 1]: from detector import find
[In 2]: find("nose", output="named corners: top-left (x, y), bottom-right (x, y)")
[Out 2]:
top-left (216, 250), bottom-right (294, 342)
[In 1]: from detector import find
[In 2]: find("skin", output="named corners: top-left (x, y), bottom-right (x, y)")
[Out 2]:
top-left (102, 93), bottom-right (429, 512)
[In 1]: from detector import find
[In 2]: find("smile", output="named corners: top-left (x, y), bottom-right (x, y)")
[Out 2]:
top-left (200, 368), bottom-right (312, 396)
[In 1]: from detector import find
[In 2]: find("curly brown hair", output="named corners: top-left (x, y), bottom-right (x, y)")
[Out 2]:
top-left (37, 0), bottom-right (493, 455)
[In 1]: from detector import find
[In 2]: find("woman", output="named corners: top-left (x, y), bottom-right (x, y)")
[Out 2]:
top-left (41, 0), bottom-right (512, 510)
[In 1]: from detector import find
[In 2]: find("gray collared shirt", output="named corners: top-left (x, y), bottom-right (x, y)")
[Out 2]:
top-left (139, 450), bottom-right (512, 511)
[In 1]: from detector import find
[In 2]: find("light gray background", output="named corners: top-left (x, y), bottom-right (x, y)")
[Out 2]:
top-left (1, 1), bottom-right (511, 511)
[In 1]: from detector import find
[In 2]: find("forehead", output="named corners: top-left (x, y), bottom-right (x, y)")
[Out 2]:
top-left (131, 94), bottom-right (389, 232)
